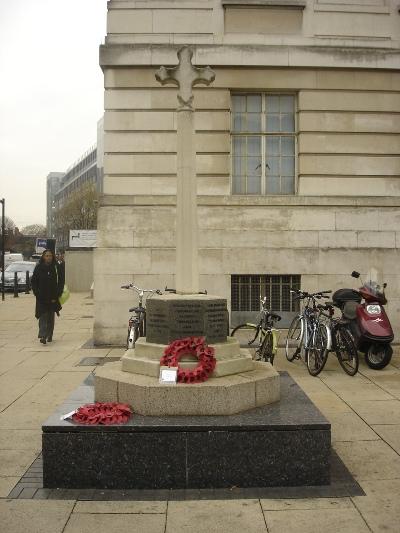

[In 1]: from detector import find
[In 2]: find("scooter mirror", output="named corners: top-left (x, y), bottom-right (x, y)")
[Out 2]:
top-left (383, 283), bottom-right (387, 289)
top-left (351, 271), bottom-right (360, 278)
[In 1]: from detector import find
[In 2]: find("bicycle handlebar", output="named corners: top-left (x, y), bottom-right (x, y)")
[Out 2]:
top-left (290, 289), bottom-right (332, 300)
top-left (121, 283), bottom-right (162, 295)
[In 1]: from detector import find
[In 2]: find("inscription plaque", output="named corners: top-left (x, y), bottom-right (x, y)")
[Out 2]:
top-left (146, 296), bottom-right (228, 344)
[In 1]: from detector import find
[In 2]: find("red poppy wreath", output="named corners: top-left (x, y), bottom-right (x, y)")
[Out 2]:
top-left (160, 336), bottom-right (216, 384)
top-left (72, 402), bottom-right (132, 425)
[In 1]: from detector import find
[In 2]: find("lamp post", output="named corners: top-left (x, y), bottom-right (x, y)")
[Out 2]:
top-left (0, 198), bottom-right (5, 301)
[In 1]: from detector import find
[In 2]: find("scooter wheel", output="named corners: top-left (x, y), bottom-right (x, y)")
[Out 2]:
top-left (365, 344), bottom-right (392, 370)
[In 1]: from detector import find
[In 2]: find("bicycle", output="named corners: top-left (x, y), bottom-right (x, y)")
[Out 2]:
top-left (230, 297), bottom-right (281, 365)
top-left (285, 289), bottom-right (332, 376)
top-left (121, 283), bottom-right (162, 349)
top-left (318, 302), bottom-right (359, 376)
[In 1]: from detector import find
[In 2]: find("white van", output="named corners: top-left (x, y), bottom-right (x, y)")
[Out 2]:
top-left (4, 253), bottom-right (24, 270)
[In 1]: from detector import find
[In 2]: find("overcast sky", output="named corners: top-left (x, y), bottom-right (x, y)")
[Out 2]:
top-left (0, 0), bottom-right (108, 228)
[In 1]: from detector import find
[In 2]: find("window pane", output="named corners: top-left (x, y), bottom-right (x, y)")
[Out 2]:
top-left (233, 136), bottom-right (246, 156)
top-left (281, 114), bottom-right (295, 132)
top-left (247, 176), bottom-right (261, 194)
top-left (266, 113), bottom-right (280, 132)
top-left (281, 136), bottom-right (295, 155)
top-left (232, 95), bottom-right (246, 112)
top-left (281, 156), bottom-right (295, 176)
top-left (266, 136), bottom-right (280, 155)
top-left (232, 156), bottom-right (244, 177)
top-left (233, 113), bottom-right (245, 132)
top-left (280, 95), bottom-right (295, 112)
top-left (247, 156), bottom-right (261, 177)
top-left (281, 176), bottom-right (295, 194)
top-left (247, 136), bottom-right (261, 156)
top-left (265, 156), bottom-right (279, 176)
top-left (247, 113), bottom-right (261, 133)
top-left (266, 176), bottom-right (281, 195)
top-left (266, 95), bottom-right (280, 113)
top-left (232, 175), bottom-right (244, 194)
top-left (247, 94), bottom-right (262, 112)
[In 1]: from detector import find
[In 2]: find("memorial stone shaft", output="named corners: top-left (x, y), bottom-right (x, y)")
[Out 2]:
top-left (156, 47), bottom-right (215, 294)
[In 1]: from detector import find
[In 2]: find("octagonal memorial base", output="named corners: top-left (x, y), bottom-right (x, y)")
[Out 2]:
top-left (95, 360), bottom-right (280, 416)
top-left (121, 337), bottom-right (254, 378)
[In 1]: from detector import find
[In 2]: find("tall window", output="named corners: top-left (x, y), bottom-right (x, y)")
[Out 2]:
top-left (231, 93), bottom-right (296, 195)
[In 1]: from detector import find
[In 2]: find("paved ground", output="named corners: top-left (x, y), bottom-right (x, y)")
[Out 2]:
top-left (0, 292), bottom-right (399, 533)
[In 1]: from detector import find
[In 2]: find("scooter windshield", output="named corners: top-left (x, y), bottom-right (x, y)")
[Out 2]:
top-left (363, 280), bottom-right (384, 298)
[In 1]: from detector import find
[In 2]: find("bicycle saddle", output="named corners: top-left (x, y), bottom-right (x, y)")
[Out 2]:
top-left (270, 313), bottom-right (281, 321)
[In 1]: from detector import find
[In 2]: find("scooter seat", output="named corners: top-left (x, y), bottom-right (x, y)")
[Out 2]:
top-left (343, 301), bottom-right (358, 320)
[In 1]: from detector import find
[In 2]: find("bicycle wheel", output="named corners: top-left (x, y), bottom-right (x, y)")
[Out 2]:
top-left (307, 323), bottom-right (329, 376)
top-left (231, 324), bottom-right (260, 350)
top-left (259, 331), bottom-right (274, 364)
top-left (285, 316), bottom-right (303, 362)
top-left (334, 327), bottom-right (359, 376)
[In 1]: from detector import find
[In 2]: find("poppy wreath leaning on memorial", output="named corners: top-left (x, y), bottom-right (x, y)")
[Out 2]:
top-left (160, 336), bottom-right (216, 383)
top-left (72, 402), bottom-right (132, 425)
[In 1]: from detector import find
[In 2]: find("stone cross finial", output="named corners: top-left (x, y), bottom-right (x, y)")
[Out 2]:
top-left (155, 47), bottom-right (215, 110)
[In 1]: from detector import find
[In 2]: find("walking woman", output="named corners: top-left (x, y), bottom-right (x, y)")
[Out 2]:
top-left (31, 249), bottom-right (65, 344)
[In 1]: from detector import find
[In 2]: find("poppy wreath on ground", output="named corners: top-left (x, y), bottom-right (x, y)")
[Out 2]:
top-left (71, 402), bottom-right (132, 425)
top-left (160, 336), bottom-right (216, 384)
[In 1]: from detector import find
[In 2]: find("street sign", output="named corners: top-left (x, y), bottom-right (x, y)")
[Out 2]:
top-left (36, 238), bottom-right (48, 254)
top-left (69, 230), bottom-right (97, 248)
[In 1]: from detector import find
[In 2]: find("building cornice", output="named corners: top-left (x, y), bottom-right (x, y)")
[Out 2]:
top-left (99, 43), bottom-right (400, 71)
top-left (100, 195), bottom-right (400, 209)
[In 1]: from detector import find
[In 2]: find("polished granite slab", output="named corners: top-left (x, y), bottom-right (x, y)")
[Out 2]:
top-left (42, 372), bottom-right (331, 489)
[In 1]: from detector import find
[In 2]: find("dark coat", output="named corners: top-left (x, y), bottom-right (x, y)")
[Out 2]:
top-left (31, 262), bottom-right (64, 319)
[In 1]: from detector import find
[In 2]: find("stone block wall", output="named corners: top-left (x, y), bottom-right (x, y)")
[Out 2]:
top-left (94, 0), bottom-right (400, 344)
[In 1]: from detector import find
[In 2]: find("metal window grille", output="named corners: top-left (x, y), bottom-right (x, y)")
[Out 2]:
top-left (231, 275), bottom-right (301, 312)
top-left (231, 93), bottom-right (296, 195)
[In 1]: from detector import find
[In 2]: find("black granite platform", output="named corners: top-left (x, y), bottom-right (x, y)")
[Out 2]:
top-left (42, 373), bottom-right (331, 490)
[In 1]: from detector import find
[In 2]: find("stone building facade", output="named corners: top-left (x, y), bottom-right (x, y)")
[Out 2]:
top-left (94, 0), bottom-right (400, 344)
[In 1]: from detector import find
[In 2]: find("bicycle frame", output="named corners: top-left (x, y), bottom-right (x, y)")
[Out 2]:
top-left (121, 283), bottom-right (161, 349)
top-left (240, 322), bottom-right (280, 356)
top-left (291, 293), bottom-right (332, 359)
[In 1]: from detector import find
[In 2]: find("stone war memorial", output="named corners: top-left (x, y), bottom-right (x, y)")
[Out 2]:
top-left (41, 43), bottom-right (331, 491)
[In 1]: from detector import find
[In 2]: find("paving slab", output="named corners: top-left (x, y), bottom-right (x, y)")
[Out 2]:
top-left (348, 399), bottom-right (400, 425)
top-left (74, 500), bottom-right (167, 513)
top-left (366, 374), bottom-right (400, 399)
top-left (330, 383), bottom-right (395, 403)
top-left (0, 429), bottom-right (42, 451)
top-left (166, 500), bottom-right (267, 533)
top-left (0, 499), bottom-right (74, 533)
top-left (0, 449), bottom-right (39, 477)
top-left (352, 479), bottom-right (400, 533)
top-left (333, 440), bottom-right (400, 481)
top-left (0, 378), bottom-right (38, 408)
top-left (260, 497), bottom-right (353, 511)
top-left (263, 507), bottom-right (370, 533)
top-left (371, 424), bottom-right (400, 453)
top-left (0, 349), bottom-right (35, 375)
top-left (64, 513), bottom-right (166, 533)
top-left (0, 476), bottom-right (20, 497)
top-left (327, 411), bottom-right (381, 443)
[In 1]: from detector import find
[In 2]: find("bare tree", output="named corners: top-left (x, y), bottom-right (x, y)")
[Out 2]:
top-left (21, 224), bottom-right (47, 236)
top-left (0, 216), bottom-right (17, 251)
top-left (0, 216), bottom-right (16, 234)
top-left (54, 183), bottom-right (98, 246)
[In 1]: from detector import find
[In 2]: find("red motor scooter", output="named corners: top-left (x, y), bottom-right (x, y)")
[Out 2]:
top-left (332, 271), bottom-right (393, 370)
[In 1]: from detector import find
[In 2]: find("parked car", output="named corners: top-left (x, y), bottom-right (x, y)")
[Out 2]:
top-left (2, 261), bottom-right (36, 292)
top-left (4, 253), bottom-right (24, 270)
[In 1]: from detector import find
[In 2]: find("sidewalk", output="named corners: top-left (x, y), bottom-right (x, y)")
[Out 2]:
top-left (0, 292), bottom-right (399, 533)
